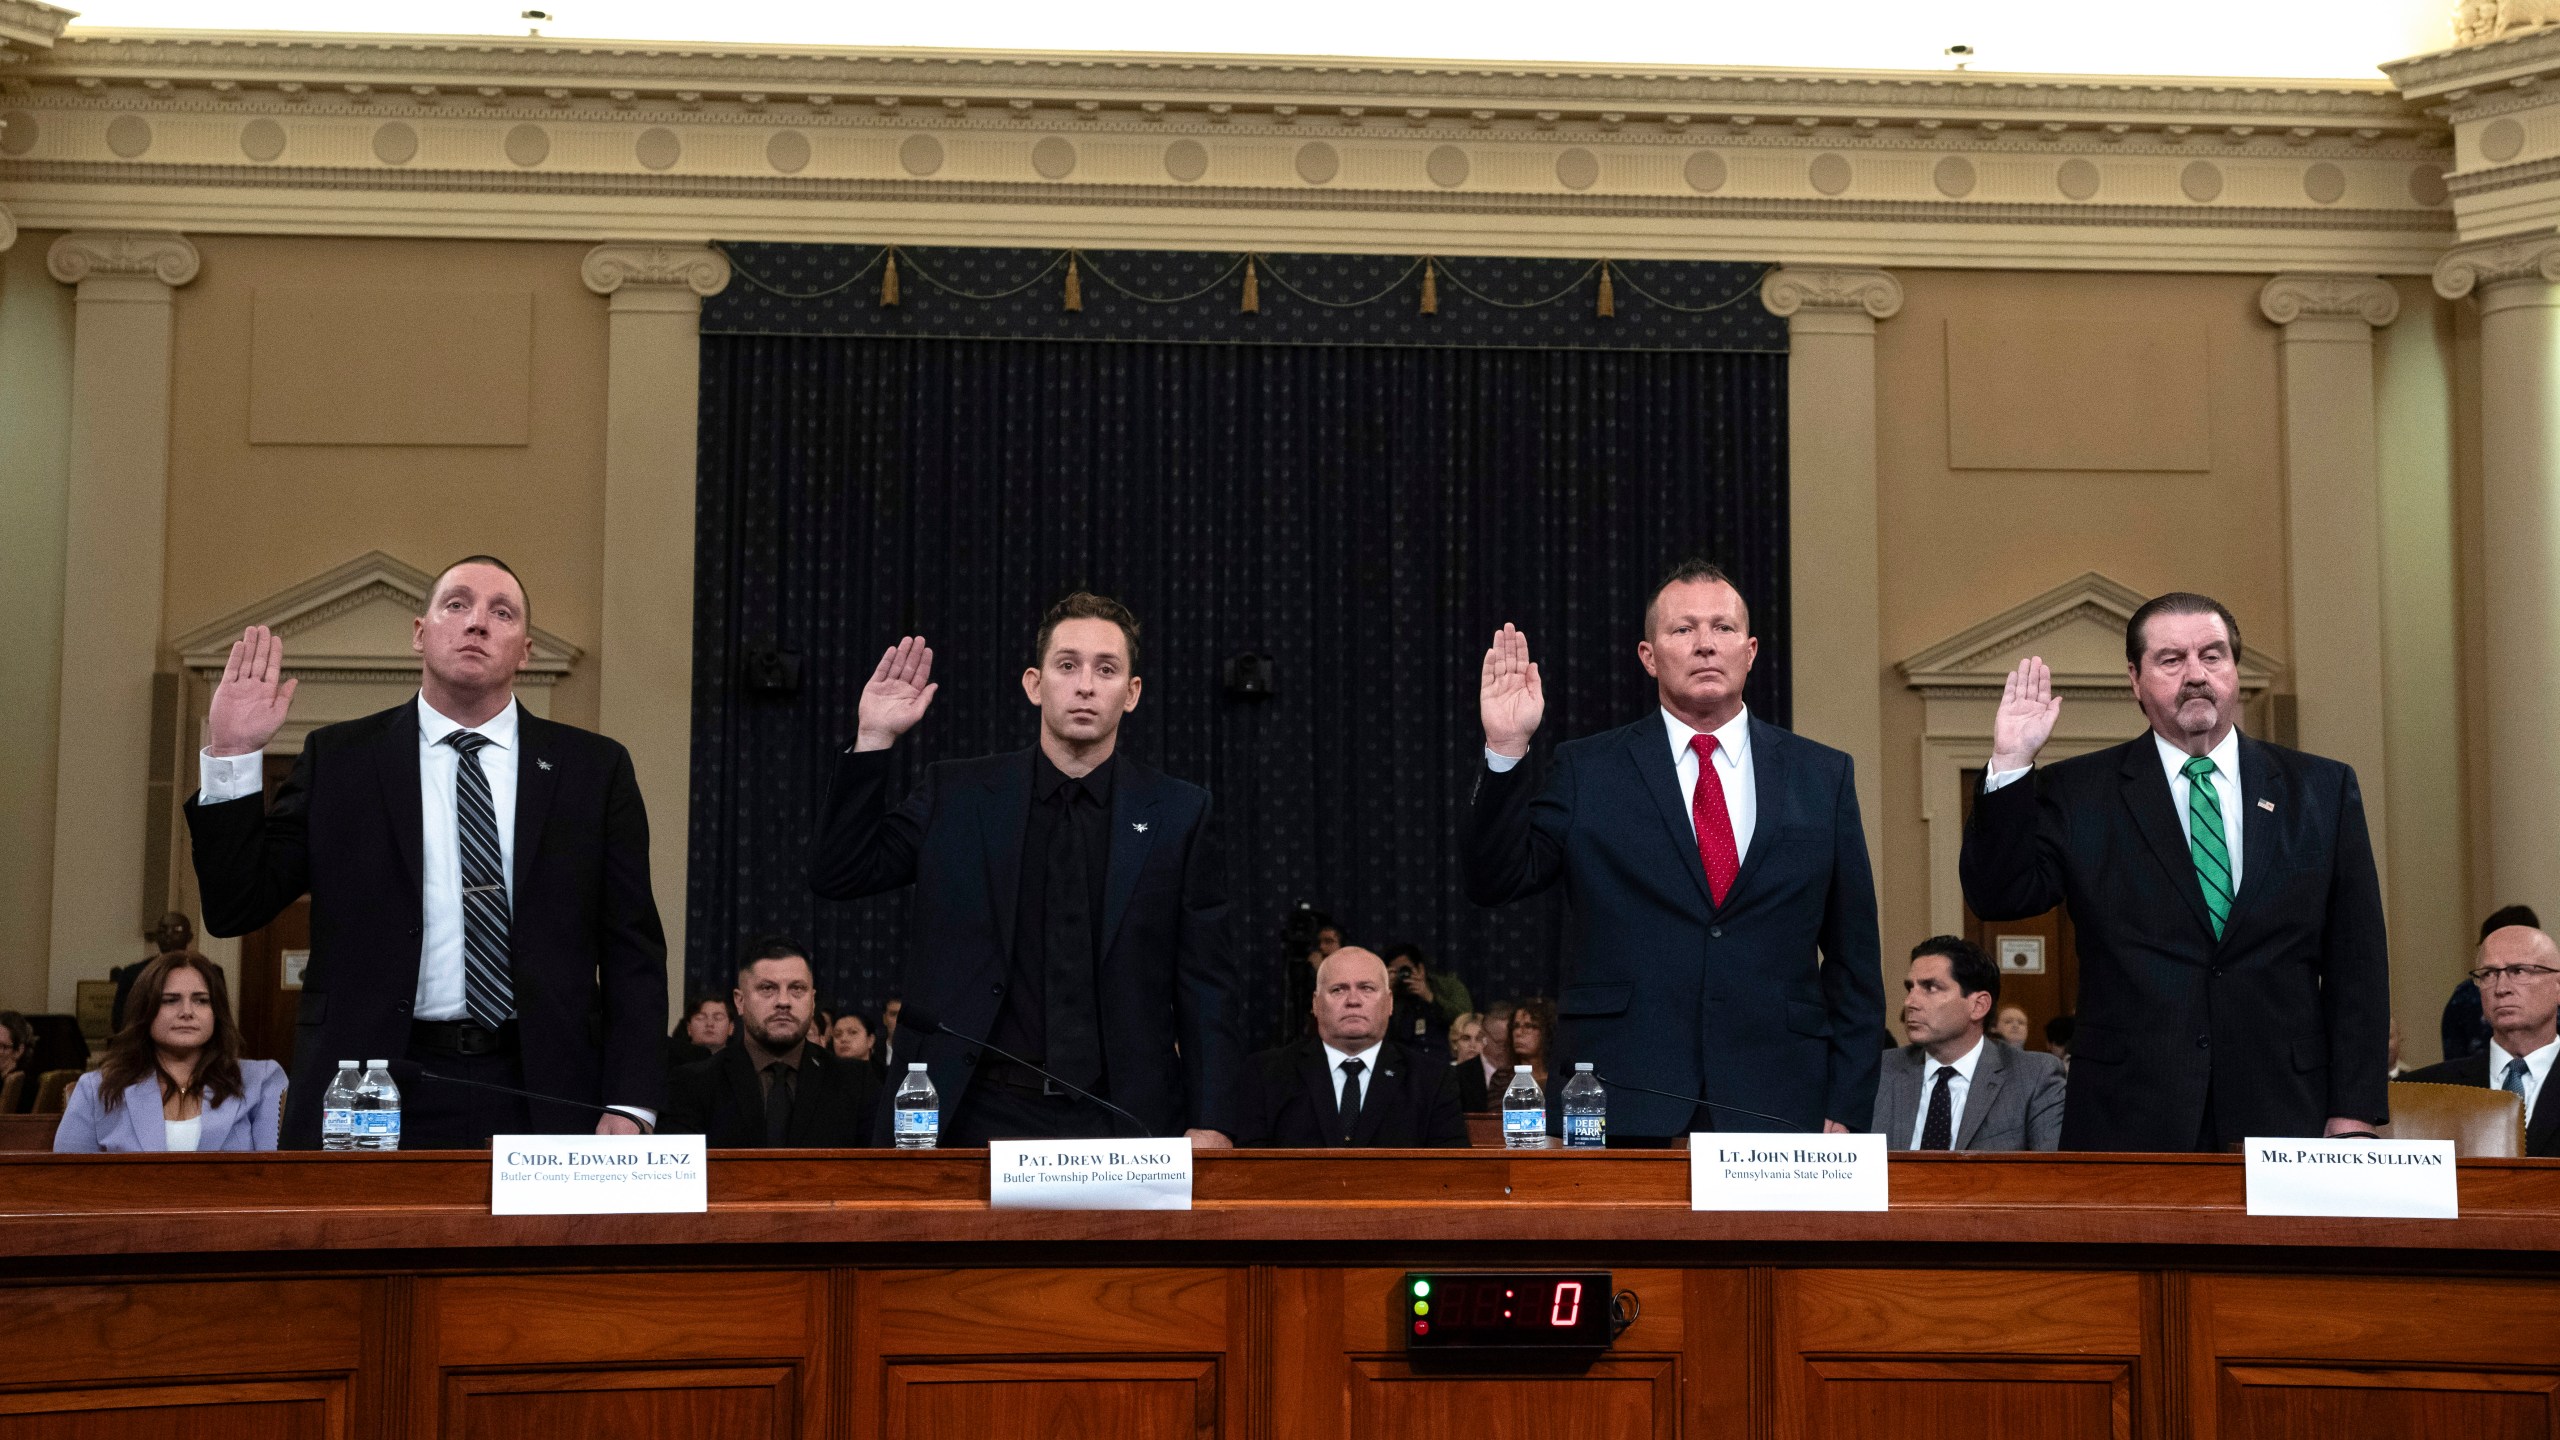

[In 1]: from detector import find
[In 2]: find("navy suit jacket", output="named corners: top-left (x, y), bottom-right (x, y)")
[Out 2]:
top-left (1465, 715), bottom-right (1885, 1136)
top-left (808, 746), bottom-right (1245, 1140)
top-left (1960, 733), bottom-right (2390, 1151)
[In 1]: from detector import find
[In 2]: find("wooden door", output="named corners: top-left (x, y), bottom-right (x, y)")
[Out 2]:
top-left (1958, 768), bottom-right (2078, 1055)
top-left (234, 755), bottom-right (307, 1067)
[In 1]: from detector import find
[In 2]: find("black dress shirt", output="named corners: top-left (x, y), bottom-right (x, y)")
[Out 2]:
top-left (988, 750), bottom-right (1116, 1066)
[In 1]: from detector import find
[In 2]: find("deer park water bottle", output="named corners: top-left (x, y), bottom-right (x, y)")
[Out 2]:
top-left (354, 1060), bottom-right (402, 1151)
top-left (893, 1063), bottom-right (940, 1150)
top-left (1502, 1065), bottom-right (1546, 1149)
top-left (320, 1060), bottom-right (360, 1151)
top-left (1562, 1063), bottom-right (1607, 1149)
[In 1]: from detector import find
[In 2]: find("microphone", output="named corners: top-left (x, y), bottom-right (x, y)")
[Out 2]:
top-left (899, 1007), bottom-right (1153, 1138)
top-left (1594, 1072), bottom-right (1809, 1133)
top-left (412, 1068), bottom-right (656, 1130)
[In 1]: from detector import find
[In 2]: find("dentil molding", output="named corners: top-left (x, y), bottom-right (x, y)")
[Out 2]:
top-left (2257, 272), bottom-right (2401, 326)
top-left (581, 242), bottom-right (731, 297)
top-left (1760, 266), bottom-right (1904, 321)
top-left (44, 228), bottom-right (199, 285)
top-left (2431, 233), bottom-right (2560, 296)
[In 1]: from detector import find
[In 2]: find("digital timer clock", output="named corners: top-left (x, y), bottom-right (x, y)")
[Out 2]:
top-left (1399, 1271), bottom-right (1614, 1354)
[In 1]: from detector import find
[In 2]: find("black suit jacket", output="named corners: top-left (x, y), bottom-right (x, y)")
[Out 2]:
top-left (1451, 1058), bottom-right (1492, 1113)
top-left (661, 1041), bottom-right (879, 1148)
top-left (1233, 1038), bottom-right (1468, 1147)
top-left (2401, 1051), bottom-right (2560, 1157)
top-left (1466, 716), bottom-right (1885, 1135)
top-left (808, 746), bottom-right (1244, 1140)
top-left (1961, 733), bottom-right (2389, 1151)
top-left (184, 699), bottom-right (668, 1147)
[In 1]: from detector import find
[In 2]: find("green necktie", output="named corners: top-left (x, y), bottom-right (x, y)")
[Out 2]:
top-left (2183, 755), bottom-right (2232, 940)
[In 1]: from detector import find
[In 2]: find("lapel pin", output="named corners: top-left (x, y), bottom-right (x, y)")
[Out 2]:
top-left (2257, 799), bottom-right (2274, 811)
top-left (537, 758), bottom-right (553, 772)
top-left (1133, 821), bottom-right (1149, 833)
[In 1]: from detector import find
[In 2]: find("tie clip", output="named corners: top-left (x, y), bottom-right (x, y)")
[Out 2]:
top-left (463, 884), bottom-right (504, 895)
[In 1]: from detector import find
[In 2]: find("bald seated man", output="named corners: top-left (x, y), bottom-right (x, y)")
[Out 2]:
top-left (1230, 947), bottom-right (1469, 1148)
top-left (2404, 925), bottom-right (2560, 1157)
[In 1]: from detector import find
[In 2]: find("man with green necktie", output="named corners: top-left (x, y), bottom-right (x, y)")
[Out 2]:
top-left (1959, 592), bottom-right (2389, 1152)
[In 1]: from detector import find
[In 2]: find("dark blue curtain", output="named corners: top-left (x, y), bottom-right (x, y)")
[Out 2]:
top-left (689, 252), bottom-right (1788, 1045)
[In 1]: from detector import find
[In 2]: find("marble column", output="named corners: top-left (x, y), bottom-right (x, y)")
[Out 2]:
top-left (2437, 237), bottom-right (2560, 915)
top-left (2258, 274), bottom-right (2398, 890)
top-left (582, 244), bottom-right (730, 1020)
top-left (1761, 266), bottom-right (1901, 881)
top-left (43, 231), bottom-right (199, 1008)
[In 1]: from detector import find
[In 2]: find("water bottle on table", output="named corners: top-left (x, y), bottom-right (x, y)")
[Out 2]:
top-left (1501, 1065), bottom-right (1546, 1149)
top-left (320, 1060), bottom-right (360, 1151)
top-left (893, 1063), bottom-right (939, 1149)
top-left (1561, 1062), bottom-right (1606, 1149)
top-left (353, 1060), bottom-right (402, 1151)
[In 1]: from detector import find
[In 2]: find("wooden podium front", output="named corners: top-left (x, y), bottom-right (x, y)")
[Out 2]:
top-left (3, 1149), bottom-right (2557, 1439)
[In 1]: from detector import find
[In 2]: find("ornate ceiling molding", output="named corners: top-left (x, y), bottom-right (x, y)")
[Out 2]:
top-left (44, 228), bottom-right (199, 285)
top-left (0, 1), bottom-right (71, 60)
top-left (2257, 271), bottom-right (2400, 326)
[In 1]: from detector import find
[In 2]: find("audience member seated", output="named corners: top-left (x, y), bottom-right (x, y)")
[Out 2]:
top-left (1447, 1012), bottom-right (1483, 1066)
top-left (666, 993), bottom-right (733, 1071)
top-left (2441, 904), bottom-right (2536, 1063)
top-left (54, 951), bottom-right (286, 1153)
top-left (2043, 1014), bottom-right (2076, 1073)
top-left (663, 938), bottom-right (878, 1147)
top-left (1868, 936), bottom-right (2065, 1151)
top-left (828, 1011), bottom-right (883, 1077)
top-left (1503, 997), bottom-right (1556, 1092)
top-left (1231, 947), bottom-right (1467, 1147)
top-left (0, 1011), bottom-right (32, 1115)
top-left (1385, 941), bottom-right (1474, 1026)
top-left (878, 996), bottom-right (904, 1069)
top-left (1452, 1004), bottom-right (1512, 1112)
top-left (1994, 1004), bottom-right (2032, 1050)
top-left (1383, 946), bottom-right (1454, 1055)
top-left (2404, 923), bottom-right (2560, 1157)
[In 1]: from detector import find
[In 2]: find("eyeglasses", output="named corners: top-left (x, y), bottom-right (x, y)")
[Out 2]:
top-left (2469, 965), bottom-right (2560, 988)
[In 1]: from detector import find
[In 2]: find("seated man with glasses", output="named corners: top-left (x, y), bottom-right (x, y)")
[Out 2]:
top-left (2403, 924), bottom-right (2560, 1156)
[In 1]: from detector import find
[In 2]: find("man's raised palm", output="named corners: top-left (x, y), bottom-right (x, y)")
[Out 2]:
top-left (855, 636), bottom-right (938, 751)
top-left (1991, 655), bottom-right (2062, 772)
top-left (206, 626), bottom-right (298, 757)
top-left (1479, 624), bottom-right (1545, 758)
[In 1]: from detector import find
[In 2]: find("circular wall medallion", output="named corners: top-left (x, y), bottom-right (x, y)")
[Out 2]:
top-left (104, 114), bottom-right (152, 159)
top-left (635, 127), bottom-right (681, 171)
top-left (2302, 161), bottom-right (2346, 205)
top-left (1808, 152), bottom-right (1852, 196)
top-left (2409, 163), bottom-right (2450, 207)
top-left (2180, 160), bottom-right (2223, 203)
top-left (1031, 136), bottom-right (1078, 180)
top-left (504, 123), bottom-right (550, 167)
top-left (0, 111), bottom-right (40, 157)
top-left (899, 133), bottom-right (944, 176)
top-left (371, 121), bottom-right (418, 166)
top-left (1683, 149), bottom-right (1727, 193)
top-left (1295, 140), bottom-right (1339, 185)
top-left (239, 117), bottom-right (286, 163)
top-left (2057, 158), bottom-right (2101, 200)
top-left (1933, 155), bottom-right (1976, 198)
top-left (1164, 138), bottom-right (1208, 183)
top-left (766, 129), bottom-right (810, 174)
top-left (1426, 144), bottom-right (1470, 188)
top-left (2482, 117), bottom-right (2526, 163)
top-left (1554, 147), bottom-right (1599, 190)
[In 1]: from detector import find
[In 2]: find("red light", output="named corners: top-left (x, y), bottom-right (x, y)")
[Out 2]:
top-left (1551, 1282), bottom-right (1583, 1327)
top-left (1414, 1320), bottom-right (1429, 1335)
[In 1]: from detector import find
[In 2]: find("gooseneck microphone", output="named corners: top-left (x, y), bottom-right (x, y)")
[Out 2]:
top-left (1593, 1073), bottom-right (1809, 1133)
top-left (414, 1069), bottom-right (657, 1130)
top-left (898, 1007), bottom-right (1154, 1139)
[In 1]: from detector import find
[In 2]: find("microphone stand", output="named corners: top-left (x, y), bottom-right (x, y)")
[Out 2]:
top-left (1593, 1073), bottom-right (1810, 1133)
top-left (415, 1069), bottom-right (656, 1130)
top-left (906, 1017), bottom-right (1154, 1139)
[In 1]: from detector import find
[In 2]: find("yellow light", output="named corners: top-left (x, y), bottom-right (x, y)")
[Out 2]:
top-left (1413, 1301), bottom-right (1429, 1316)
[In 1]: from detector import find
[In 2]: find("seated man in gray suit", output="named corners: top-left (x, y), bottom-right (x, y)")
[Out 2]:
top-left (1869, 936), bottom-right (2065, 1151)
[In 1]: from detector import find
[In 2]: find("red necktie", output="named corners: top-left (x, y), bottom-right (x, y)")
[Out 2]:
top-left (1689, 733), bottom-right (1741, 907)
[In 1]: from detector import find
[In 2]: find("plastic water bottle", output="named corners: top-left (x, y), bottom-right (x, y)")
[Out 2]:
top-left (1502, 1065), bottom-right (1546, 1149)
top-left (1562, 1063), bottom-right (1607, 1149)
top-left (353, 1060), bottom-right (402, 1151)
top-left (893, 1063), bottom-right (939, 1150)
top-left (320, 1060), bottom-right (360, 1151)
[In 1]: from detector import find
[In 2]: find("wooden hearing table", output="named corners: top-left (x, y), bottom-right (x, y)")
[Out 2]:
top-left (2, 1148), bottom-right (2557, 1438)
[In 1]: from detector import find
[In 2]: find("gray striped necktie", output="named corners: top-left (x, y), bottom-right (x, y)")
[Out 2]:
top-left (442, 730), bottom-right (515, 1030)
top-left (2503, 1056), bottom-right (2530, 1100)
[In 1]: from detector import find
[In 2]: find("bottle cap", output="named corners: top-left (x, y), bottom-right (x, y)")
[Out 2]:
top-left (908, 1062), bottom-right (927, 1071)
top-left (1514, 1065), bottom-right (1530, 1074)
top-left (338, 1059), bottom-right (358, 1069)
top-left (1576, 1061), bottom-right (1594, 1071)
top-left (365, 1059), bottom-right (389, 1067)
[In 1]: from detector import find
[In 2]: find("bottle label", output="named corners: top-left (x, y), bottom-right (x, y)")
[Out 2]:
top-left (354, 1110), bottom-right (401, 1139)
top-left (1564, 1114), bottom-right (1606, 1147)
top-left (323, 1106), bottom-right (352, 1133)
top-left (1502, 1108), bottom-right (1544, 1138)
top-left (894, 1108), bottom-right (937, 1134)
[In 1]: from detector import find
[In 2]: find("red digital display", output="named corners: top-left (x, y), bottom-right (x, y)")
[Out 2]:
top-left (1401, 1272), bottom-right (1611, 1351)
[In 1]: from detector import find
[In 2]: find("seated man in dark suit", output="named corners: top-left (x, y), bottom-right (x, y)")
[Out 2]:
top-left (1867, 936), bottom-right (2064, 1151)
top-left (1450, 1006), bottom-right (1510, 1113)
top-left (1234, 947), bottom-right (1467, 1148)
top-left (2404, 924), bottom-right (2560, 1157)
top-left (664, 938), bottom-right (878, 1147)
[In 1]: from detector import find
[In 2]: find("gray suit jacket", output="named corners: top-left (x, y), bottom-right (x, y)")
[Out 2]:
top-left (1867, 1037), bottom-right (2065, 1151)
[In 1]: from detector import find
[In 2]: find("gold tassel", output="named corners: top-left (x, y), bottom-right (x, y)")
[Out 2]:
top-left (1420, 257), bottom-right (1439, 316)
top-left (1595, 258), bottom-right (1615, 318)
top-left (880, 248), bottom-right (901, 307)
top-left (1240, 253), bottom-right (1260, 313)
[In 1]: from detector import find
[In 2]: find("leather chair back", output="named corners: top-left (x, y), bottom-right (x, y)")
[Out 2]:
top-left (2383, 1080), bottom-right (2524, 1157)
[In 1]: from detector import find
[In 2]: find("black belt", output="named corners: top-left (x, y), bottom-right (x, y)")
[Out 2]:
top-left (409, 1018), bottom-right (518, 1057)
top-left (982, 1059), bottom-right (1079, 1099)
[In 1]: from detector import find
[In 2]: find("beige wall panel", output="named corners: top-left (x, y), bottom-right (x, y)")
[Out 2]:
top-left (248, 288), bottom-right (532, 446)
top-left (0, 232), bottom-right (77, 1012)
top-left (1944, 317), bottom-right (2212, 471)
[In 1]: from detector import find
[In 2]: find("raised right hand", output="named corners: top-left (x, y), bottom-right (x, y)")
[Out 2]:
top-left (1479, 624), bottom-right (1545, 759)
top-left (854, 636), bottom-right (938, 752)
top-left (206, 625), bottom-right (298, 757)
top-left (1989, 655), bottom-right (2062, 773)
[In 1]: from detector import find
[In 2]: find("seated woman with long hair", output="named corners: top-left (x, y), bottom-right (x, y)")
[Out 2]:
top-left (54, 951), bottom-right (286, 1152)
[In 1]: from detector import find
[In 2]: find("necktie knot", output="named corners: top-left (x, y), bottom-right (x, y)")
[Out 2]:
top-left (1933, 1065), bottom-right (1956, 1086)
top-left (1689, 732), bottom-right (1719, 763)
top-left (2182, 755), bottom-right (2216, 781)
top-left (2504, 1057), bottom-right (2531, 1095)
top-left (1340, 1058), bottom-right (1365, 1078)
top-left (444, 730), bottom-right (493, 758)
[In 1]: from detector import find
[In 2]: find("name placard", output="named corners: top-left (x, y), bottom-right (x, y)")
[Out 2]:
top-left (1689, 1132), bottom-right (1888, 1212)
top-left (990, 1137), bottom-right (1193, 1211)
top-left (490, 1135), bottom-right (707, 1216)
top-left (2243, 1137), bottom-right (2458, 1219)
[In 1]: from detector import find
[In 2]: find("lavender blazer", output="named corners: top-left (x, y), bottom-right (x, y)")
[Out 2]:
top-left (52, 1060), bottom-right (288, 1153)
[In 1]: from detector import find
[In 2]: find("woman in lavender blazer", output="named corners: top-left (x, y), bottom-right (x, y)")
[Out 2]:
top-left (55, 950), bottom-right (286, 1153)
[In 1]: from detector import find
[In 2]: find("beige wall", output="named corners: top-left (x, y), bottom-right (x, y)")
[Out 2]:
top-left (0, 232), bottom-right (76, 1013)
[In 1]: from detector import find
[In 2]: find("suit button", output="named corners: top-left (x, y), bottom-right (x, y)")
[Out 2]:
top-left (991, 983), bottom-right (1003, 995)
top-left (1710, 926), bottom-right (1724, 939)
top-left (395, 1000), bottom-right (411, 1015)
top-left (2197, 1035), bottom-right (2210, 1050)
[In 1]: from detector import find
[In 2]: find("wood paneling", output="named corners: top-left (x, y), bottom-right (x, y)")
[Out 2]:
top-left (2217, 1366), bottom-right (2559, 1440)
top-left (868, 1268), bottom-right (1226, 1355)
top-left (0, 1280), bottom-right (366, 1389)
top-left (883, 1360), bottom-right (1217, 1440)
top-left (424, 1271), bottom-right (815, 1366)
top-left (0, 1381), bottom-right (342, 1440)
top-left (1346, 1358), bottom-right (1676, 1440)
top-left (1805, 1359), bottom-right (2129, 1440)
top-left (444, 1366), bottom-right (795, 1440)
top-left (1785, 1269), bottom-right (2143, 1354)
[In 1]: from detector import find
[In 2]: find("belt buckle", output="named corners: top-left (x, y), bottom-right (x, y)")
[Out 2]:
top-left (1041, 1077), bottom-right (1066, 1098)
top-left (457, 1024), bottom-right (498, 1057)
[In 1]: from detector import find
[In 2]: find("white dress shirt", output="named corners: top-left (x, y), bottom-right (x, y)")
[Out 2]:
top-left (1909, 1034), bottom-right (1986, 1149)
top-left (2489, 1034), bottom-right (2558, 1123)
top-left (1323, 1039), bottom-right (1385, 1111)
top-left (162, 1115), bottom-right (203, 1153)
top-left (1489, 707), bottom-right (1757, 862)
top-left (1985, 727), bottom-right (2245, 896)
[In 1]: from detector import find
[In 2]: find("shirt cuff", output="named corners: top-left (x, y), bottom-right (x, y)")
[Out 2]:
top-left (1982, 765), bottom-right (2030, 793)
top-left (198, 749), bottom-right (266, 804)
top-left (614, 1106), bottom-right (658, 1127)
top-left (1484, 748), bottom-right (1523, 774)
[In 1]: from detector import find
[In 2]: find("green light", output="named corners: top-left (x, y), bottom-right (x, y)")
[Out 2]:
top-left (1413, 1301), bottom-right (1429, 1316)
top-left (1413, 1280), bottom-right (1432, 1297)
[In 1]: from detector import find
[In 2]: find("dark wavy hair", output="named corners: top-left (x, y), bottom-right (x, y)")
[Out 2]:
top-left (1505, 996), bottom-right (1559, 1082)
top-left (98, 951), bottom-right (246, 1114)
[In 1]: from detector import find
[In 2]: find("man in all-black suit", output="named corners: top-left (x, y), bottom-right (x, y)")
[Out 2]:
top-left (1466, 560), bottom-right (1885, 1143)
top-left (808, 593), bottom-right (1244, 1147)
top-left (1962, 592), bottom-right (2389, 1152)
top-left (1234, 947), bottom-right (1468, 1148)
top-left (186, 557), bottom-right (666, 1148)
top-left (2404, 925), bottom-right (2560, 1157)
top-left (664, 939), bottom-right (878, 1147)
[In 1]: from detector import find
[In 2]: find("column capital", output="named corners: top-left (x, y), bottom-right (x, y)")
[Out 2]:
top-left (2432, 235), bottom-right (2560, 302)
top-left (2259, 273), bottom-right (2399, 329)
top-left (1760, 266), bottom-right (1903, 323)
top-left (45, 231), bottom-right (200, 288)
top-left (582, 243), bottom-right (731, 299)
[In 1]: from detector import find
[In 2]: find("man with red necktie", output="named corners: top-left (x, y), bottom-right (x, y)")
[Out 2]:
top-left (1464, 559), bottom-right (1884, 1145)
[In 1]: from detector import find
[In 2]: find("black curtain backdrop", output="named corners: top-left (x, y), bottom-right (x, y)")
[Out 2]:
top-left (689, 245), bottom-right (1788, 1047)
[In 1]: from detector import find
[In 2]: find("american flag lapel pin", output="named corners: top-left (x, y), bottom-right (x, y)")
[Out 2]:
top-left (2257, 799), bottom-right (2274, 811)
